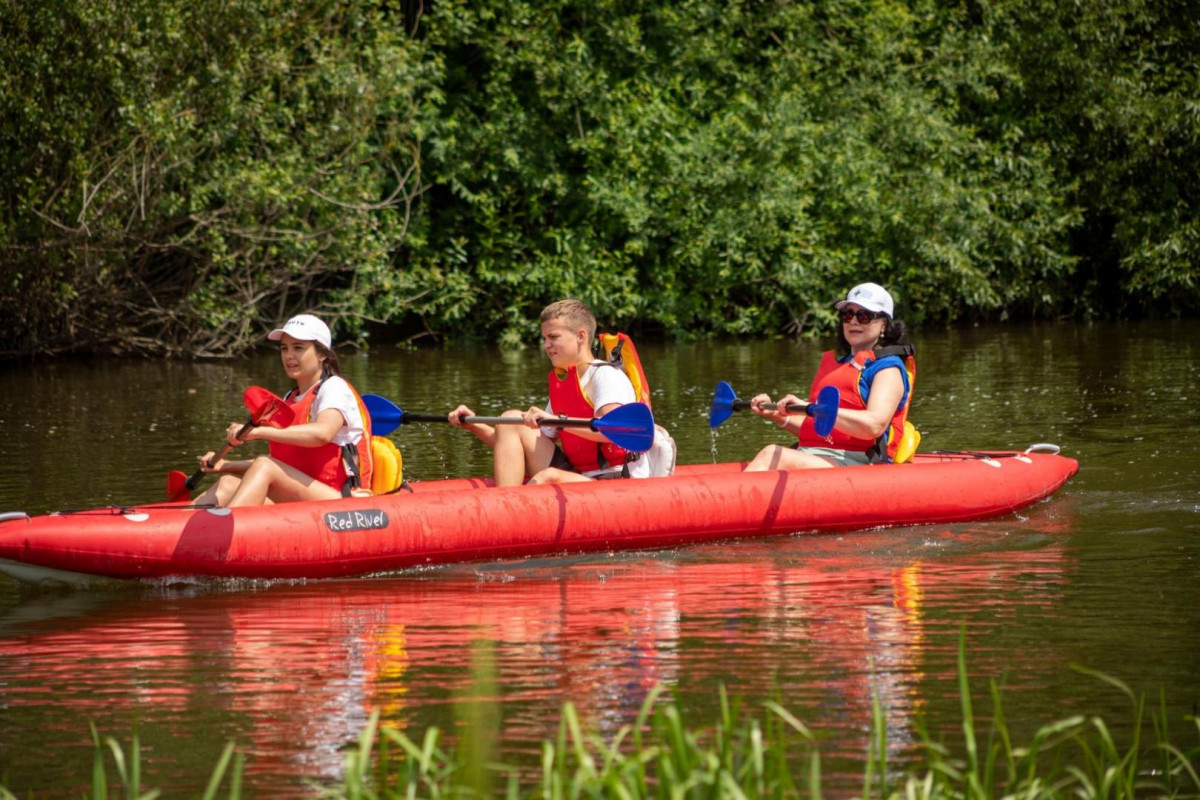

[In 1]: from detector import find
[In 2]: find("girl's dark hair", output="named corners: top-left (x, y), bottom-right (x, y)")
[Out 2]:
top-left (315, 343), bottom-right (341, 378)
top-left (836, 315), bottom-right (908, 357)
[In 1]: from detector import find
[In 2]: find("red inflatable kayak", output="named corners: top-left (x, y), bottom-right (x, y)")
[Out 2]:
top-left (0, 450), bottom-right (1078, 585)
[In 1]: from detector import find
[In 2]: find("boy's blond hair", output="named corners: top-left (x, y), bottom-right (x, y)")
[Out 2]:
top-left (540, 299), bottom-right (596, 342)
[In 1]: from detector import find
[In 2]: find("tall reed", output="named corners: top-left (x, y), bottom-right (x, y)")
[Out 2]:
top-left (4, 641), bottom-right (1197, 800)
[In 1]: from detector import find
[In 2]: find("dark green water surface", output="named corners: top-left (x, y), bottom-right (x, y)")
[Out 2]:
top-left (0, 322), bottom-right (1196, 797)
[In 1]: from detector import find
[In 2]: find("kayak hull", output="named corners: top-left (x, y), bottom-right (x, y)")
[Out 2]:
top-left (0, 453), bottom-right (1078, 584)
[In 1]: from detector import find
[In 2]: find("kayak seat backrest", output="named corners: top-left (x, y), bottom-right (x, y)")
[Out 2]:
top-left (370, 436), bottom-right (404, 494)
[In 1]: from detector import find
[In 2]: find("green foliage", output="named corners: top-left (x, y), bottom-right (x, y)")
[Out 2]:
top-left (0, 0), bottom-right (1195, 357)
top-left (974, 0), bottom-right (1200, 317)
top-left (412, 0), bottom-right (1078, 341)
top-left (0, 0), bottom-right (439, 356)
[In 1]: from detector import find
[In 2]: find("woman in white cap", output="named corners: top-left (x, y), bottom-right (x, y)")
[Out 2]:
top-left (196, 314), bottom-right (373, 506)
top-left (744, 282), bottom-right (914, 471)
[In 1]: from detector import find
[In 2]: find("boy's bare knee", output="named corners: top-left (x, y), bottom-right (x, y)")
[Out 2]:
top-left (528, 468), bottom-right (560, 485)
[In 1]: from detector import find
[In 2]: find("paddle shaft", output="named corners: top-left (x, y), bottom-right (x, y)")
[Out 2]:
top-left (184, 419), bottom-right (254, 490)
top-left (729, 399), bottom-right (814, 416)
top-left (406, 412), bottom-right (597, 429)
top-left (362, 394), bottom-right (654, 452)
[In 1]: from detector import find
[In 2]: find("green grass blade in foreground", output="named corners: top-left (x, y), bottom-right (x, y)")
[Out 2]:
top-left (10, 647), bottom-right (1200, 800)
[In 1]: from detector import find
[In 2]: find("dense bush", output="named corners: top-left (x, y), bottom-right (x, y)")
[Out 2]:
top-left (409, 0), bottom-right (1079, 343)
top-left (0, 0), bottom-right (437, 356)
top-left (985, 0), bottom-right (1200, 318)
top-left (0, 0), bottom-right (1195, 357)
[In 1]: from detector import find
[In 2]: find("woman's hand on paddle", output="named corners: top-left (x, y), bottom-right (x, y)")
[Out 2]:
top-left (748, 394), bottom-right (777, 419)
top-left (773, 394), bottom-right (808, 427)
top-left (751, 393), bottom-right (805, 427)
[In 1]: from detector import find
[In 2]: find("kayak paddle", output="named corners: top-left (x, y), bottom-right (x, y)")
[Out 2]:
top-left (167, 386), bottom-right (296, 501)
top-left (361, 394), bottom-right (657, 453)
top-left (709, 381), bottom-right (840, 437)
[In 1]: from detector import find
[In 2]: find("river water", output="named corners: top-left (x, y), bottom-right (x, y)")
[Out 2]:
top-left (0, 322), bottom-right (1196, 797)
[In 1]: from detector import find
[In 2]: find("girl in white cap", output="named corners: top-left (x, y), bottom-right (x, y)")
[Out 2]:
top-left (744, 283), bottom-right (914, 470)
top-left (196, 314), bottom-right (373, 506)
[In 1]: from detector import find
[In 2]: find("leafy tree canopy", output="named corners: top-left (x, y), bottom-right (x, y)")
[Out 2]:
top-left (0, 0), bottom-right (1194, 357)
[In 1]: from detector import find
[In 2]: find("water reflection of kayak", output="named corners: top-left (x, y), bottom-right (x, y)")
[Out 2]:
top-left (0, 539), bottom-right (1071, 796)
top-left (0, 451), bottom-right (1078, 585)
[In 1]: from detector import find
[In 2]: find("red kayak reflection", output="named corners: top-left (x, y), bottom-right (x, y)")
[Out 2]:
top-left (0, 509), bottom-right (1074, 798)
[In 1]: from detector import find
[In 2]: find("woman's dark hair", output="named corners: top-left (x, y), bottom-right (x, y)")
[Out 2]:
top-left (836, 315), bottom-right (908, 357)
top-left (315, 343), bottom-right (342, 378)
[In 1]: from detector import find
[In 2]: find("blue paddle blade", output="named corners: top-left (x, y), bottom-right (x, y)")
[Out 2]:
top-left (362, 394), bottom-right (405, 436)
top-left (594, 402), bottom-right (656, 453)
top-left (811, 386), bottom-right (840, 437)
top-left (708, 381), bottom-right (739, 428)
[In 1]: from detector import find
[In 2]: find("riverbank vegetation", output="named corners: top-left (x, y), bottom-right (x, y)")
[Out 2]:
top-left (2, 0), bottom-right (1197, 358)
top-left (5, 656), bottom-right (1197, 799)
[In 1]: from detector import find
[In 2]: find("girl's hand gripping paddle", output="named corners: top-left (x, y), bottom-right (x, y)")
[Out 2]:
top-left (167, 386), bottom-right (295, 501)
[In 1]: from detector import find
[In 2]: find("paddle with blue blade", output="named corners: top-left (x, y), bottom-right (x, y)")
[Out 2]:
top-left (167, 386), bottom-right (296, 501)
top-left (362, 394), bottom-right (657, 453)
top-left (709, 381), bottom-right (840, 437)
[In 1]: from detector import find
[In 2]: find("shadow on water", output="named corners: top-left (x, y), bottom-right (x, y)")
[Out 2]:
top-left (0, 320), bottom-right (1198, 797)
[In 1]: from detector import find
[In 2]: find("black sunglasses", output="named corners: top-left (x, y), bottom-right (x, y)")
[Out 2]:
top-left (840, 308), bottom-right (884, 324)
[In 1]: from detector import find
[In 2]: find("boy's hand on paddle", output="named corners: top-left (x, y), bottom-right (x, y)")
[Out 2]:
top-left (523, 406), bottom-right (550, 428)
top-left (448, 405), bottom-right (475, 427)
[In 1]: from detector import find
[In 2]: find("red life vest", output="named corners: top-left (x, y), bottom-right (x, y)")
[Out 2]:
top-left (546, 363), bottom-right (630, 474)
top-left (269, 377), bottom-right (374, 494)
top-left (796, 347), bottom-right (915, 462)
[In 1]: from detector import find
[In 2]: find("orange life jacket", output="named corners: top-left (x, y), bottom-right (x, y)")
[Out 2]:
top-left (796, 346), bottom-right (915, 462)
top-left (598, 332), bottom-right (652, 408)
top-left (269, 377), bottom-right (374, 495)
top-left (547, 363), bottom-right (630, 474)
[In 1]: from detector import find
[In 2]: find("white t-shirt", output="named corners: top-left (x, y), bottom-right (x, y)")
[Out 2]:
top-left (296, 376), bottom-right (364, 447)
top-left (542, 362), bottom-right (651, 478)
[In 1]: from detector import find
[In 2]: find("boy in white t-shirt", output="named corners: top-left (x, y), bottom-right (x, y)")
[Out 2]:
top-left (449, 299), bottom-right (653, 486)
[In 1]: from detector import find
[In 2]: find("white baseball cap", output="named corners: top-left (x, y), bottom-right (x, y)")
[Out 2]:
top-left (835, 283), bottom-right (894, 318)
top-left (267, 314), bottom-right (332, 349)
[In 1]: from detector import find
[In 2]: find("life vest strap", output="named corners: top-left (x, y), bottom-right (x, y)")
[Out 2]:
top-left (340, 443), bottom-right (361, 497)
top-left (874, 344), bottom-right (915, 359)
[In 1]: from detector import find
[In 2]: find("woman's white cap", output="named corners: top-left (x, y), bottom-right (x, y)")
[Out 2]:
top-left (835, 283), bottom-right (894, 317)
top-left (267, 314), bottom-right (332, 349)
